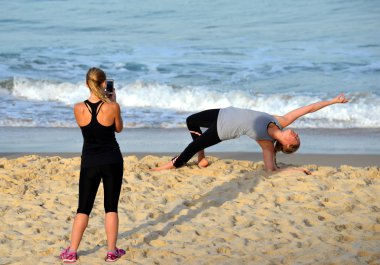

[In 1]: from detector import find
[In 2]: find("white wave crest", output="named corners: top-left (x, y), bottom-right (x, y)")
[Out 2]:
top-left (11, 77), bottom-right (87, 105)
top-left (3, 77), bottom-right (380, 128)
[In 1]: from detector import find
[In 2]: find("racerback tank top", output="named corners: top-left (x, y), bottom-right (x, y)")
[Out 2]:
top-left (80, 100), bottom-right (123, 168)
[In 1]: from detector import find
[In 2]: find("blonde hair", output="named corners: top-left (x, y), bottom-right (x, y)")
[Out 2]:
top-left (86, 67), bottom-right (110, 102)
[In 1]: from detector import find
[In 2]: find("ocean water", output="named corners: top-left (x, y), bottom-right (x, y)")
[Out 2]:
top-left (0, 0), bottom-right (380, 153)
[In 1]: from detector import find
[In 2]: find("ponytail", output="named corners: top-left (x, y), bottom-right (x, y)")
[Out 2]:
top-left (274, 141), bottom-right (283, 153)
top-left (86, 67), bottom-right (110, 103)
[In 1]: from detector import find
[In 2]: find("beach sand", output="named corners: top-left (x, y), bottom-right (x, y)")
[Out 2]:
top-left (0, 154), bottom-right (379, 264)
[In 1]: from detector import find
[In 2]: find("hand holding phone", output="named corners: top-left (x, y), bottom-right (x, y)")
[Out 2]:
top-left (106, 79), bottom-right (117, 102)
top-left (106, 79), bottom-right (114, 94)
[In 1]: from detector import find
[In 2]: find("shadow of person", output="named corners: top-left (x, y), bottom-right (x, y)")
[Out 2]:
top-left (120, 170), bottom-right (263, 247)
top-left (77, 245), bottom-right (103, 257)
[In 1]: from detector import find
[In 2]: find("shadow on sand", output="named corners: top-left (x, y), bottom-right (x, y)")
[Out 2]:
top-left (120, 170), bottom-right (262, 247)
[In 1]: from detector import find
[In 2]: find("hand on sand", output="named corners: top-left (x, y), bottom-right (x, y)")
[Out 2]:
top-left (275, 167), bottom-right (312, 175)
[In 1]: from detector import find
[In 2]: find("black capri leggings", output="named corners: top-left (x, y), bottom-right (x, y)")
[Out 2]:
top-left (77, 163), bottom-right (123, 215)
top-left (173, 109), bottom-right (222, 168)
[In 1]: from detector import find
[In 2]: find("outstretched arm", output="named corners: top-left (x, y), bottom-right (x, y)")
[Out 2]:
top-left (275, 93), bottom-right (348, 128)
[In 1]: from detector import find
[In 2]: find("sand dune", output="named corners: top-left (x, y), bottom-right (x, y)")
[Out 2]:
top-left (0, 155), bottom-right (379, 264)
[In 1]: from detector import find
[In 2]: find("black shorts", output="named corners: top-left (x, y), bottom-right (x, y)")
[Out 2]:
top-left (77, 162), bottom-right (123, 215)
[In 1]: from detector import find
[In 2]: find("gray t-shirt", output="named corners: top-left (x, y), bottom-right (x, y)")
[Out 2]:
top-left (217, 107), bottom-right (282, 141)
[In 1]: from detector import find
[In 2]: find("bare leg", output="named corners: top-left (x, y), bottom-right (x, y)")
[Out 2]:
top-left (105, 212), bottom-right (119, 251)
top-left (69, 213), bottom-right (89, 251)
top-left (197, 150), bottom-right (209, 168)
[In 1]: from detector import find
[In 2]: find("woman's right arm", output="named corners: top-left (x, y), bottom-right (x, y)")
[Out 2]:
top-left (275, 93), bottom-right (348, 128)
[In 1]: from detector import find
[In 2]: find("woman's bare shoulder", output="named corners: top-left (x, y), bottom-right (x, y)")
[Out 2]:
top-left (74, 102), bottom-right (86, 111)
top-left (102, 101), bottom-right (120, 110)
top-left (74, 102), bottom-right (85, 107)
top-left (273, 115), bottom-right (288, 128)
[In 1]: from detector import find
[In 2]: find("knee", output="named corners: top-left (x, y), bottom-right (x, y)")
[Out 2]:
top-left (77, 207), bottom-right (92, 216)
top-left (105, 207), bottom-right (118, 213)
top-left (105, 210), bottom-right (118, 214)
top-left (77, 198), bottom-right (95, 216)
top-left (186, 115), bottom-right (194, 127)
top-left (104, 200), bottom-right (119, 213)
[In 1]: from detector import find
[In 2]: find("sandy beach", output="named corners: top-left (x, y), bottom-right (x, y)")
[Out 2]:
top-left (0, 154), bottom-right (379, 265)
top-left (2, 0), bottom-right (380, 263)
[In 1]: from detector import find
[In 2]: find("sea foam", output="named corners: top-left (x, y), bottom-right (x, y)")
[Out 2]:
top-left (1, 77), bottom-right (379, 128)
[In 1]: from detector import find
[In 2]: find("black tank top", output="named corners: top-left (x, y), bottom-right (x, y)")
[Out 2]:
top-left (80, 100), bottom-right (123, 168)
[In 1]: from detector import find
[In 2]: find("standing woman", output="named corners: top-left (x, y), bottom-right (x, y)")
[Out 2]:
top-left (60, 67), bottom-right (125, 262)
top-left (153, 94), bottom-right (348, 173)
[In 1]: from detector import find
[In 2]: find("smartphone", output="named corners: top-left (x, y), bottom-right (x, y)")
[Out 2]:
top-left (106, 79), bottom-right (114, 93)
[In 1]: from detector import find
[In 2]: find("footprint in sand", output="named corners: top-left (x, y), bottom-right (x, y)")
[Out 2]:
top-left (334, 224), bottom-right (347, 232)
top-left (303, 219), bottom-right (313, 227)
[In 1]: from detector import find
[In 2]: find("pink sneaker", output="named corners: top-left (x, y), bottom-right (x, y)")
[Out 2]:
top-left (60, 247), bottom-right (77, 263)
top-left (105, 247), bottom-right (126, 262)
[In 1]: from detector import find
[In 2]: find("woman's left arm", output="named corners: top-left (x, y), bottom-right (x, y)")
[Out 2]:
top-left (275, 93), bottom-right (348, 128)
top-left (109, 89), bottom-right (123, 133)
top-left (258, 140), bottom-right (277, 171)
top-left (259, 140), bottom-right (311, 175)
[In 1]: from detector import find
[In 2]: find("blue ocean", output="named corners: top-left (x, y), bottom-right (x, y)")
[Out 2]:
top-left (0, 0), bottom-right (379, 153)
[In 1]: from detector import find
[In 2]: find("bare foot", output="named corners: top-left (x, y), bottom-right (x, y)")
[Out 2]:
top-left (198, 158), bottom-right (209, 168)
top-left (151, 161), bottom-right (175, 171)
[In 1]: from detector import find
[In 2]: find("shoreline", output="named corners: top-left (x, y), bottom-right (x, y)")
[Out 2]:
top-left (0, 152), bottom-right (378, 167)
top-left (1, 127), bottom-right (380, 155)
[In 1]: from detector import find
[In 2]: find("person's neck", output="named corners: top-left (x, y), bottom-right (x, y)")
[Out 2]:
top-left (267, 123), bottom-right (282, 141)
top-left (88, 94), bottom-right (100, 103)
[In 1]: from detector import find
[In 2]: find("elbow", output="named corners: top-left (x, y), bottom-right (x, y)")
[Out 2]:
top-left (114, 118), bottom-right (123, 133)
top-left (115, 124), bottom-right (123, 133)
